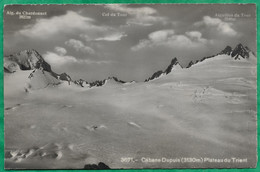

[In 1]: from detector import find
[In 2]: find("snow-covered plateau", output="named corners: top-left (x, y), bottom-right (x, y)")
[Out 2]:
top-left (4, 44), bottom-right (257, 169)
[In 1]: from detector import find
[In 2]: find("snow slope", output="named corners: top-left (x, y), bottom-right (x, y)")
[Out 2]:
top-left (4, 51), bottom-right (257, 169)
top-left (28, 69), bottom-right (60, 90)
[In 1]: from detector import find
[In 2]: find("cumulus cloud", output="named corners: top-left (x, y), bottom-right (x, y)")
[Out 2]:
top-left (95, 32), bottom-right (127, 41)
top-left (17, 10), bottom-right (126, 42)
top-left (185, 31), bottom-right (202, 39)
top-left (194, 16), bottom-right (238, 36)
top-left (43, 50), bottom-right (112, 66)
top-left (148, 29), bottom-right (175, 42)
top-left (127, 15), bottom-right (168, 26)
top-left (131, 30), bottom-right (207, 51)
top-left (54, 47), bottom-right (67, 56)
top-left (43, 51), bottom-right (78, 65)
top-left (18, 11), bottom-right (103, 39)
top-left (65, 39), bottom-right (95, 54)
top-left (105, 4), bottom-right (168, 26)
top-left (105, 4), bottom-right (157, 15)
top-left (185, 31), bottom-right (207, 44)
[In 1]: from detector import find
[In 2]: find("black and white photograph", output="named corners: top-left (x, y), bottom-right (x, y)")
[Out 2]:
top-left (3, 4), bottom-right (257, 169)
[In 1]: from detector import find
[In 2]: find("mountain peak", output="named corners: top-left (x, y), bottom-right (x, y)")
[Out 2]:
top-left (171, 57), bottom-right (178, 65)
top-left (164, 57), bottom-right (181, 74)
top-left (17, 49), bottom-right (42, 61)
top-left (219, 43), bottom-right (253, 60)
top-left (145, 57), bottom-right (182, 82)
top-left (109, 77), bottom-right (126, 84)
top-left (236, 43), bottom-right (244, 48)
top-left (231, 43), bottom-right (250, 59)
top-left (5, 49), bottom-right (52, 73)
top-left (220, 46), bottom-right (232, 55)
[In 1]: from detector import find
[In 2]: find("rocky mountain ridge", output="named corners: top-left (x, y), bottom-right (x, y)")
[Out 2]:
top-left (145, 43), bottom-right (255, 82)
top-left (3, 43), bottom-right (254, 89)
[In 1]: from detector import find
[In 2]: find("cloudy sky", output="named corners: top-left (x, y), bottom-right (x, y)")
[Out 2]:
top-left (4, 4), bottom-right (256, 81)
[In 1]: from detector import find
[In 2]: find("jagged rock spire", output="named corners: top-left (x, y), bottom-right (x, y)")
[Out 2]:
top-left (145, 57), bottom-right (182, 82)
top-left (220, 46), bottom-right (232, 55)
top-left (231, 43), bottom-right (250, 59)
top-left (164, 57), bottom-right (180, 74)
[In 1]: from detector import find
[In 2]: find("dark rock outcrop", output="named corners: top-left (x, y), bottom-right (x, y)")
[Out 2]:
top-left (231, 43), bottom-right (250, 59)
top-left (87, 77), bottom-right (126, 87)
top-left (83, 162), bottom-right (110, 170)
top-left (58, 73), bottom-right (72, 85)
top-left (89, 79), bottom-right (106, 87)
top-left (186, 55), bottom-right (215, 68)
top-left (74, 79), bottom-right (86, 87)
top-left (164, 57), bottom-right (180, 74)
top-left (220, 46), bottom-right (232, 55)
top-left (186, 61), bottom-right (194, 68)
top-left (145, 57), bottom-right (182, 82)
top-left (145, 70), bottom-right (163, 82)
top-left (110, 77), bottom-right (126, 84)
top-left (59, 73), bottom-right (72, 81)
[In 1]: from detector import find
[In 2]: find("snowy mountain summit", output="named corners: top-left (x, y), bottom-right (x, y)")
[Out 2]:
top-left (4, 49), bottom-right (64, 89)
top-left (221, 43), bottom-right (254, 60)
top-left (145, 57), bottom-right (182, 82)
top-left (4, 49), bottom-right (52, 73)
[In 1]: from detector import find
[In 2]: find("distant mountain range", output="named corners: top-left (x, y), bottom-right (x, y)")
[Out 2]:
top-left (145, 43), bottom-right (255, 82)
top-left (3, 49), bottom-right (126, 88)
top-left (3, 43), bottom-right (255, 89)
